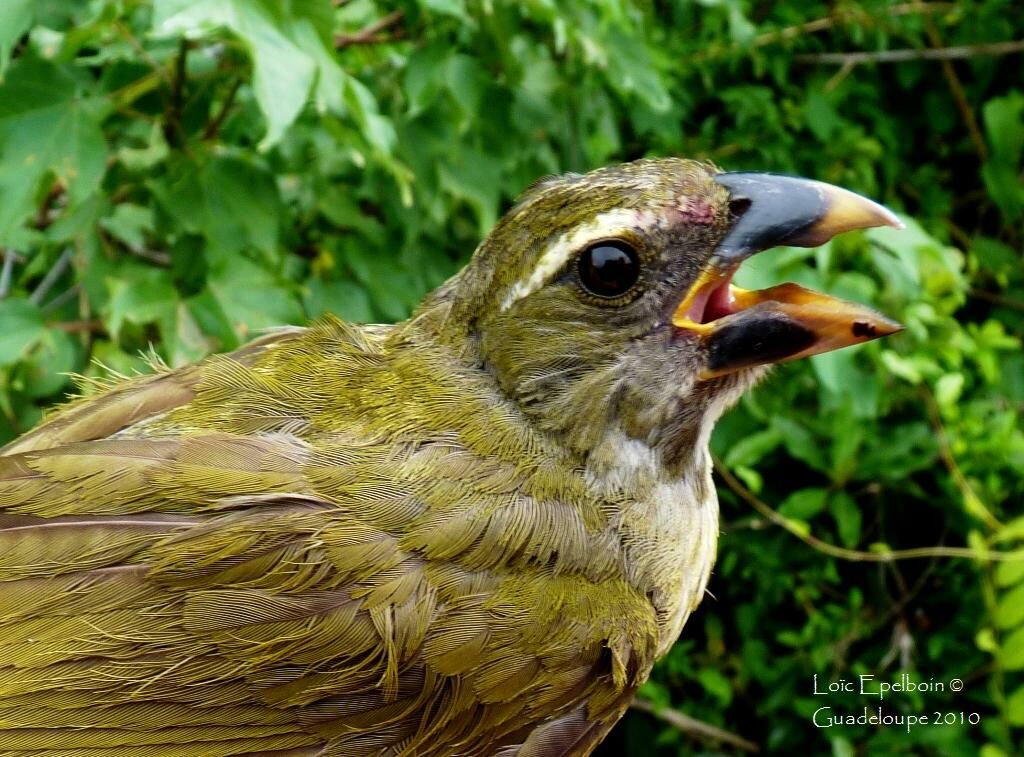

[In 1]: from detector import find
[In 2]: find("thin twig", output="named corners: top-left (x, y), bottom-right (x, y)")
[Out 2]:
top-left (113, 21), bottom-right (171, 86)
top-left (713, 456), bottom-right (1021, 562)
top-left (202, 77), bottom-right (242, 141)
top-left (754, 2), bottom-right (955, 47)
top-left (920, 386), bottom-right (1002, 530)
top-left (28, 248), bottom-right (73, 306)
top-left (33, 182), bottom-right (64, 230)
top-left (915, 0), bottom-right (988, 161)
top-left (825, 59), bottom-right (857, 91)
top-left (0, 250), bottom-right (16, 300)
top-left (944, 219), bottom-right (973, 249)
top-left (133, 249), bottom-right (172, 266)
top-left (49, 319), bottom-right (105, 334)
top-left (335, 10), bottom-right (405, 49)
top-left (795, 40), bottom-right (1024, 64)
top-left (164, 37), bottom-right (189, 149)
top-left (694, 3), bottom-right (955, 62)
top-left (970, 288), bottom-right (1024, 312)
top-left (42, 284), bottom-right (81, 313)
top-left (631, 699), bottom-right (759, 753)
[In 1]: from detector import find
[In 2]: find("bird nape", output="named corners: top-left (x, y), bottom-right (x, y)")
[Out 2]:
top-left (0, 159), bottom-right (901, 756)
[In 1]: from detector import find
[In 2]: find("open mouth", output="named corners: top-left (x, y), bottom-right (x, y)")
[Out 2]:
top-left (671, 173), bottom-right (905, 378)
top-left (681, 268), bottom-right (740, 325)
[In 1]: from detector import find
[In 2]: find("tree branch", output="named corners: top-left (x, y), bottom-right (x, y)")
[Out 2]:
top-left (920, 386), bottom-right (1002, 530)
top-left (202, 77), bottom-right (242, 141)
top-left (795, 40), bottom-right (1024, 64)
top-left (164, 37), bottom-right (189, 149)
top-left (0, 249), bottom-right (17, 300)
top-left (335, 10), bottom-right (405, 49)
top-left (754, 2), bottom-right (955, 48)
top-left (713, 456), bottom-right (1021, 562)
top-left (41, 284), bottom-right (81, 313)
top-left (694, 3), bottom-right (956, 62)
top-left (970, 288), bottom-right (1024, 312)
top-left (631, 699), bottom-right (759, 753)
top-left (49, 318), bottom-right (105, 334)
top-left (29, 248), bottom-right (73, 307)
top-left (915, 0), bottom-right (988, 161)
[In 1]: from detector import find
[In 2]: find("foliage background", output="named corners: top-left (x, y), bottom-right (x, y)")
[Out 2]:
top-left (0, 0), bottom-right (1022, 754)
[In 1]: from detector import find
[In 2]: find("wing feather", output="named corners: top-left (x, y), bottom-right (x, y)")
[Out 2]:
top-left (0, 322), bottom-right (645, 755)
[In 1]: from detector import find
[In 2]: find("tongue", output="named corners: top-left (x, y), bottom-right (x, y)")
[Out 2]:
top-left (683, 272), bottom-right (737, 324)
top-left (702, 282), bottom-right (736, 322)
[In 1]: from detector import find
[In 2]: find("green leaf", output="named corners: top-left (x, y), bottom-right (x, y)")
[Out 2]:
top-left (696, 668), bottom-right (732, 707)
top-left (934, 373), bottom-right (965, 407)
top-left (810, 348), bottom-right (854, 396)
top-left (207, 255), bottom-right (302, 342)
top-left (880, 350), bottom-right (923, 384)
top-left (343, 244), bottom-right (421, 322)
top-left (404, 44), bottom-right (447, 115)
top-left (167, 300), bottom-right (216, 365)
top-left (995, 559), bottom-right (1024, 588)
top-left (723, 426), bottom-right (781, 468)
top-left (778, 488), bottom-right (829, 520)
top-left (100, 204), bottom-right (154, 251)
top-left (981, 743), bottom-right (1012, 757)
top-left (996, 582), bottom-right (1024, 630)
top-left (772, 416), bottom-right (827, 472)
top-left (604, 27), bottom-right (670, 113)
top-left (830, 491), bottom-right (862, 548)
top-left (0, 56), bottom-right (106, 245)
top-left (0, 0), bottom-right (32, 74)
top-left (1007, 685), bottom-right (1024, 727)
top-left (1000, 625), bottom-right (1024, 671)
top-left (152, 154), bottom-right (281, 261)
top-left (104, 266), bottom-right (177, 340)
top-left (420, 0), bottom-right (473, 25)
top-left (973, 236), bottom-right (1019, 279)
top-left (0, 298), bottom-right (45, 365)
top-left (981, 161), bottom-right (1024, 222)
top-left (439, 148), bottom-right (501, 235)
top-left (116, 123), bottom-right (169, 171)
top-left (980, 93), bottom-right (1024, 220)
top-left (154, 0), bottom-right (321, 149)
top-left (995, 515), bottom-right (1024, 544)
top-left (343, 76), bottom-right (397, 155)
top-left (804, 88), bottom-right (841, 142)
top-left (19, 328), bottom-right (76, 398)
top-left (983, 92), bottom-right (1024, 165)
top-left (304, 278), bottom-right (373, 323)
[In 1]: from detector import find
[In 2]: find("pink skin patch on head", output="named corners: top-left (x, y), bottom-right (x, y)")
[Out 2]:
top-left (675, 197), bottom-right (716, 225)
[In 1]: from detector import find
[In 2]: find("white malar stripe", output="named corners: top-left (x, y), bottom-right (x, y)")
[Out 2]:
top-left (500, 207), bottom-right (654, 311)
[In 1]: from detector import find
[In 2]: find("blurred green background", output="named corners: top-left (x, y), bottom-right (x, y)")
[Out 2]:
top-left (0, 1), bottom-right (1022, 754)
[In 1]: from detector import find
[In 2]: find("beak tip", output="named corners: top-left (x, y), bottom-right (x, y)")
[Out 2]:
top-left (879, 208), bottom-right (906, 231)
top-left (870, 317), bottom-right (905, 339)
top-left (816, 182), bottom-right (905, 237)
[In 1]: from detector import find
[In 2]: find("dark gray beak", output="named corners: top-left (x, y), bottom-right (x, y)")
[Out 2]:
top-left (712, 172), bottom-right (904, 263)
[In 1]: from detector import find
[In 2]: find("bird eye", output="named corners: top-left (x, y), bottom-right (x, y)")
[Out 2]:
top-left (578, 240), bottom-right (641, 299)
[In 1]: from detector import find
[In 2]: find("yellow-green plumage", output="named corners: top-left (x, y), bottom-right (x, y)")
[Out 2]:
top-left (0, 159), bottom-right (901, 756)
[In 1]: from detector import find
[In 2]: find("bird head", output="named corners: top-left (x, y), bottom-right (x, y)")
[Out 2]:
top-left (424, 159), bottom-right (902, 477)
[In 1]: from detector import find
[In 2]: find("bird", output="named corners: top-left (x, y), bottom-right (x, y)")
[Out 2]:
top-left (0, 159), bottom-right (902, 756)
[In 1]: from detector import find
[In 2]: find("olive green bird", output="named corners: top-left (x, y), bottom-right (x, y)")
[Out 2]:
top-left (0, 159), bottom-right (902, 756)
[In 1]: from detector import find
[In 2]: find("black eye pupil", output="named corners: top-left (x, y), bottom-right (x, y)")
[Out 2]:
top-left (579, 241), bottom-right (641, 298)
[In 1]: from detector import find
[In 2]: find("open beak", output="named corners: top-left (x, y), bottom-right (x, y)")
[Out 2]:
top-left (672, 173), bottom-right (905, 379)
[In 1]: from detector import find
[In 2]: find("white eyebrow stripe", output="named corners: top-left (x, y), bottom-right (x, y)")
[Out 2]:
top-left (499, 207), bottom-right (654, 311)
